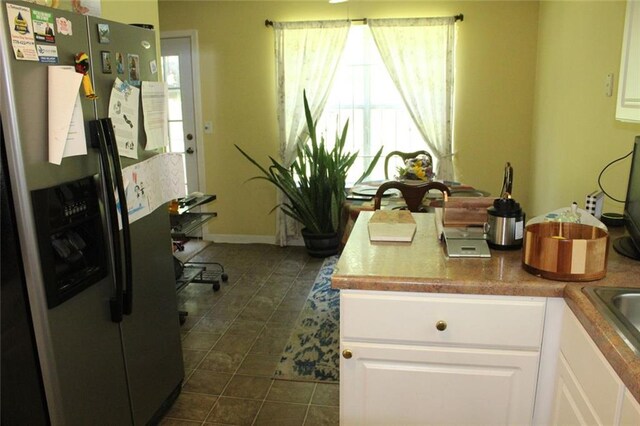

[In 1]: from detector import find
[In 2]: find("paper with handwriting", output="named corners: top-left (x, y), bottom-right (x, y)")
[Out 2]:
top-left (119, 153), bottom-right (186, 225)
top-left (108, 77), bottom-right (139, 159)
top-left (141, 81), bottom-right (169, 150)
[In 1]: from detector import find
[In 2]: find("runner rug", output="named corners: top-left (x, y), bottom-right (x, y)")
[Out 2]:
top-left (274, 255), bottom-right (340, 383)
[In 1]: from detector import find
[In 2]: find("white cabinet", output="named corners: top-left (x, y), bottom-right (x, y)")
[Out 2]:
top-left (340, 290), bottom-right (547, 425)
top-left (341, 342), bottom-right (540, 425)
top-left (617, 0), bottom-right (640, 123)
top-left (621, 389), bottom-right (640, 426)
top-left (552, 353), bottom-right (603, 425)
top-left (550, 304), bottom-right (640, 425)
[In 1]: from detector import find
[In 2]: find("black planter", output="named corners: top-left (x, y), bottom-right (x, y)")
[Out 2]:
top-left (301, 229), bottom-right (340, 258)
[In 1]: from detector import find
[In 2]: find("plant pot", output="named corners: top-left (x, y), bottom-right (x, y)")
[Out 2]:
top-left (301, 229), bottom-right (340, 258)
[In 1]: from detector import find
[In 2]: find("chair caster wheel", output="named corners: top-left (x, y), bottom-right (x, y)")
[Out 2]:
top-left (212, 281), bottom-right (220, 292)
top-left (221, 273), bottom-right (229, 282)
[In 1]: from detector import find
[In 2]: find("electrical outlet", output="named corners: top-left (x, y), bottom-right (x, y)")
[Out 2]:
top-left (585, 191), bottom-right (604, 218)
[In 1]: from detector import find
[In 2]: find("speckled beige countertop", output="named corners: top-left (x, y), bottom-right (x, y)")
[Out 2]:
top-left (331, 211), bottom-right (640, 402)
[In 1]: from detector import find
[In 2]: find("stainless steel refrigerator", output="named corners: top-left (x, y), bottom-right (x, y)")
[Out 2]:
top-left (0, 1), bottom-right (184, 424)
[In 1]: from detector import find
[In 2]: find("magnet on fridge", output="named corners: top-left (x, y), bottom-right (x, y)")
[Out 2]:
top-left (75, 52), bottom-right (98, 99)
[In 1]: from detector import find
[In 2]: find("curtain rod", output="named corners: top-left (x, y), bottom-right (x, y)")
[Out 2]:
top-left (264, 14), bottom-right (463, 27)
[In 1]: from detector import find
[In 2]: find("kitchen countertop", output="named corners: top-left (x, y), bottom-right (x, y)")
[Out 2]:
top-left (331, 211), bottom-right (640, 402)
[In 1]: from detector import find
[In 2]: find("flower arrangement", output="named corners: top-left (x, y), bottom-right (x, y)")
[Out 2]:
top-left (396, 154), bottom-right (434, 181)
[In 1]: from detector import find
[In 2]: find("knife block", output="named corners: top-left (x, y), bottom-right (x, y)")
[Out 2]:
top-left (442, 197), bottom-right (494, 227)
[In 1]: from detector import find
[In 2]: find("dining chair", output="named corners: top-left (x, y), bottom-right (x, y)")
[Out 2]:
top-left (384, 150), bottom-right (433, 179)
top-left (373, 181), bottom-right (451, 212)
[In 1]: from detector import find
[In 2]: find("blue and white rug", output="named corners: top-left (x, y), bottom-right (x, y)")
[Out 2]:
top-left (274, 255), bottom-right (340, 383)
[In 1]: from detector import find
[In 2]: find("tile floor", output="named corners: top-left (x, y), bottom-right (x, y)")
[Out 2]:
top-left (160, 242), bottom-right (339, 426)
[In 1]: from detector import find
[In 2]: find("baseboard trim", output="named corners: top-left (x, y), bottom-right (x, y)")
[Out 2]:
top-left (202, 233), bottom-right (275, 245)
top-left (202, 233), bottom-right (305, 247)
top-left (201, 233), bottom-right (308, 247)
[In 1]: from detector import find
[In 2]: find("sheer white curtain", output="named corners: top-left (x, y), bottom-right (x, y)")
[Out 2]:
top-left (368, 17), bottom-right (456, 181)
top-left (273, 20), bottom-right (350, 245)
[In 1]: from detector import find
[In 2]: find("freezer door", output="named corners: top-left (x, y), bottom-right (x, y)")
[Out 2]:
top-left (0, 0), bottom-right (101, 191)
top-left (1, 126), bottom-right (50, 425)
top-left (45, 271), bottom-right (134, 425)
top-left (1, 2), bottom-right (134, 425)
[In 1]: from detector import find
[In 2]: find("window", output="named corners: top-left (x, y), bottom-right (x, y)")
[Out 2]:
top-left (161, 55), bottom-right (188, 195)
top-left (317, 25), bottom-right (429, 184)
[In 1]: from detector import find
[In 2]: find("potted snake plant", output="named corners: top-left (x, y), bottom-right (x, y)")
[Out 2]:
top-left (236, 91), bottom-right (382, 257)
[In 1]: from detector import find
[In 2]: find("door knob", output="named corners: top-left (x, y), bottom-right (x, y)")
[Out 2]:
top-left (186, 147), bottom-right (194, 154)
top-left (186, 133), bottom-right (193, 141)
top-left (342, 349), bottom-right (353, 359)
top-left (436, 320), bottom-right (447, 331)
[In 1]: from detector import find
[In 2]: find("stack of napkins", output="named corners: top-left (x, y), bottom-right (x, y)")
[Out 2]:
top-left (368, 210), bottom-right (417, 242)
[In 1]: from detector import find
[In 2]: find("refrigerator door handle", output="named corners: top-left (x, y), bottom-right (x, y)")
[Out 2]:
top-left (101, 118), bottom-right (134, 316)
top-left (90, 119), bottom-right (124, 323)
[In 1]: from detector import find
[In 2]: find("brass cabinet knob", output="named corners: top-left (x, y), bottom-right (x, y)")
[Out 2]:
top-left (436, 320), bottom-right (447, 331)
top-left (342, 349), bottom-right (353, 359)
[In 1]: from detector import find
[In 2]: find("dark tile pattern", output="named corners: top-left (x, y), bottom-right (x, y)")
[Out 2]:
top-left (160, 243), bottom-right (339, 426)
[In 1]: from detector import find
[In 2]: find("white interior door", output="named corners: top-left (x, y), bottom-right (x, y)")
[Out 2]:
top-left (160, 34), bottom-right (200, 195)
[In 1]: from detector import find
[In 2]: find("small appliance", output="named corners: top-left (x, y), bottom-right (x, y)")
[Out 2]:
top-left (486, 197), bottom-right (525, 250)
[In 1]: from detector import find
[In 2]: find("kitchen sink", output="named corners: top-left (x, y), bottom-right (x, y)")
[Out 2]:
top-left (583, 287), bottom-right (640, 355)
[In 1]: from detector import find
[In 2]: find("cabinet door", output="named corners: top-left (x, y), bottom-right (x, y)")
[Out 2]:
top-left (554, 305), bottom-right (624, 425)
top-left (550, 353), bottom-right (599, 425)
top-left (340, 342), bottom-right (540, 426)
top-left (617, 0), bottom-right (640, 122)
top-left (620, 389), bottom-right (640, 426)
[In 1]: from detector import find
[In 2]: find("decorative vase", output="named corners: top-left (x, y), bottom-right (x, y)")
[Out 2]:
top-left (301, 229), bottom-right (340, 258)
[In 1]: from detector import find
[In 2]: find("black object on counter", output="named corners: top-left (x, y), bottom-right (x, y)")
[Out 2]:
top-left (486, 197), bottom-right (525, 250)
top-left (601, 212), bottom-right (625, 227)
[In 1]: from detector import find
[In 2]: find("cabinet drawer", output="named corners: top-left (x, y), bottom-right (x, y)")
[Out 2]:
top-left (341, 290), bottom-right (546, 350)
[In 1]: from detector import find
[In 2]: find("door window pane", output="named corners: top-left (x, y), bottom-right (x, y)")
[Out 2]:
top-left (168, 121), bottom-right (184, 152)
top-left (167, 89), bottom-right (183, 121)
top-left (162, 55), bottom-right (185, 157)
top-left (162, 55), bottom-right (181, 89)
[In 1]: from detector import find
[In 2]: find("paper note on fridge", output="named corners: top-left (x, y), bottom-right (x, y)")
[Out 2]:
top-left (141, 81), bottom-right (169, 150)
top-left (120, 153), bottom-right (186, 226)
top-left (108, 77), bottom-right (140, 159)
top-left (48, 66), bottom-right (86, 165)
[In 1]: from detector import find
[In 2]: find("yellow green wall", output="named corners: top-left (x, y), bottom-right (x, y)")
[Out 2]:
top-left (530, 0), bottom-right (640, 218)
top-left (159, 0), bottom-right (540, 241)
top-left (101, 0), bottom-right (159, 29)
top-left (101, 0), bottom-right (161, 62)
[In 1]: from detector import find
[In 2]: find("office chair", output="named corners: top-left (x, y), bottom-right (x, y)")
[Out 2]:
top-left (373, 181), bottom-right (451, 212)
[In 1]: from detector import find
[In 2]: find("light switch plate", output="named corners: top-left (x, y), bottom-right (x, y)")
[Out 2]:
top-left (204, 121), bottom-right (213, 134)
top-left (605, 73), bottom-right (614, 97)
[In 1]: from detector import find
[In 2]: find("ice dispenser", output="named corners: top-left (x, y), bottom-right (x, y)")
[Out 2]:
top-left (31, 176), bottom-right (108, 308)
